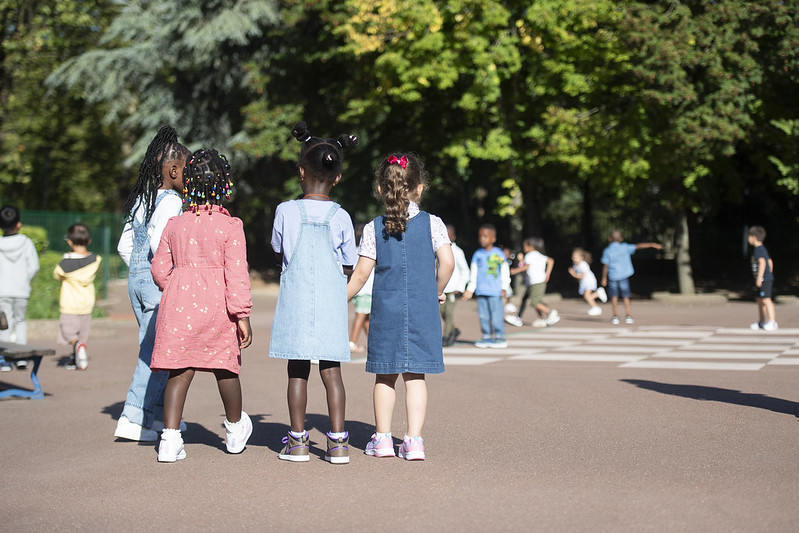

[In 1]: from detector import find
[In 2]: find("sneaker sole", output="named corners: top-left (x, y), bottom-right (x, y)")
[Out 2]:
top-left (324, 455), bottom-right (350, 464)
top-left (364, 449), bottom-right (395, 457)
top-left (398, 451), bottom-right (425, 460)
top-left (114, 426), bottom-right (159, 442)
top-left (278, 453), bottom-right (310, 462)
top-left (158, 450), bottom-right (187, 463)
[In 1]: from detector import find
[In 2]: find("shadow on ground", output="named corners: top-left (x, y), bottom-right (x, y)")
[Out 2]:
top-left (622, 379), bottom-right (799, 418)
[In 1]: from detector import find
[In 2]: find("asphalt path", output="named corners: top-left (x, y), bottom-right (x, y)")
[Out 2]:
top-left (2, 282), bottom-right (799, 532)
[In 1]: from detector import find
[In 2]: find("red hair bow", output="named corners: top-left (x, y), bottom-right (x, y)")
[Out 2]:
top-left (387, 155), bottom-right (408, 169)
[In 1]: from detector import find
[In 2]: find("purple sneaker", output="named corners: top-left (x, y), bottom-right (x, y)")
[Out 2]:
top-left (278, 431), bottom-right (310, 462)
top-left (364, 433), bottom-right (395, 457)
top-left (398, 435), bottom-right (425, 461)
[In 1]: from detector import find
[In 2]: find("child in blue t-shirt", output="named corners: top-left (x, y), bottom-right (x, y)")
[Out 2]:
top-left (463, 224), bottom-right (511, 348)
top-left (600, 230), bottom-right (662, 325)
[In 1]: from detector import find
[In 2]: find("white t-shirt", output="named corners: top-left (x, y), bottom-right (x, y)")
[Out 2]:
top-left (117, 190), bottom-right (183, 267)
top-left (271, 199), bottom-right (357, 271)
top-left (573, 260), bottom-right (598, 293)
top-left (357, 202), bottom-right (450, 260)
top-left (524, 250), bottom-right (549, 285)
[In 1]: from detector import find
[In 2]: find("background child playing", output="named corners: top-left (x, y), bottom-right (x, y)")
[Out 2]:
top-left (150, 149), bottom-right (253, 463)
top-left (115, 125), bottom-right (190, 442)
top-left (463, 224), bottom-right (511, 348)
top-left (348, 222), bottom-right (373, 353)
top-left (0, 205), bottom-right (39, 371)
top-left (269, 121), bottom-right (358, 464)
top-left (347, 152), bottom-right (454, 461)
top-left (53, 223), bottom-right (102, 370)
top-left (504, 236), bottom-right (559, 328)
top-left (748, 226), bottom-right (777, 331)
top-left (600, 230), bottom-right (663, 325)
top-left (567, 247), bottom-right (605, 316)
top-left (441, 223), bottom-right (470, 347)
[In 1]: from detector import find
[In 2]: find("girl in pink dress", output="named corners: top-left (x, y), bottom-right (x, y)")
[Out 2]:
top-left (150, 149), bottom-right (253, 463)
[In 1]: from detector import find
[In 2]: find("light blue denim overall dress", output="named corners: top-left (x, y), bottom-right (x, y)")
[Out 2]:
top-left (121, 190), bottom-right (178, 427)
top-left (268, 200), bottom-right (350, 362)
top-left (366, 212), bottom-right (444, 374)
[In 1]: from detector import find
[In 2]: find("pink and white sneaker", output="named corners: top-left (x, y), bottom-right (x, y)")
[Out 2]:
top-left (398, 435), bottom-right (425, 461)
top-left (364, 433), bottom-right (395, 457)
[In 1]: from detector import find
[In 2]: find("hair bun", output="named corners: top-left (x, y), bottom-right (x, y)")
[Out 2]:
top-left (292, 121), bottom-right (312, 142)
top-left (337, 133), bottom-right (358, 149)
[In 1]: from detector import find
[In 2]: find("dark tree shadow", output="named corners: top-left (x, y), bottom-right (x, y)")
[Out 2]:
top-left (622, 379), bottom-right (799, 418)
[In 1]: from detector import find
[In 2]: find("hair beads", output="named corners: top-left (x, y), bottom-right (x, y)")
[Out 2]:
top-left (183, 149), bottom-right (232, 214)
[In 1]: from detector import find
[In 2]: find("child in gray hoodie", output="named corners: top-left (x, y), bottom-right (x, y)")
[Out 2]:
top-left (0, 205), bottom-right (40, 369)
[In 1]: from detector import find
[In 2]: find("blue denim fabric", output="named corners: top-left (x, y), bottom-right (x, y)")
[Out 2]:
top-left (607, 277), bottom-right (631, 299)
top-left (120, 191), bottom-right (178, 427)
top-left (269, 201), bottom-right (350, 361)
top-left (367, 212), bottom-right (444, 374)
top-left (476, 295), bottom-right (505, 340)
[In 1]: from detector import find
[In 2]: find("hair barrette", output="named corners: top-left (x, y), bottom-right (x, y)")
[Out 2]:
top-left (387, 155), bottom-right (408, 169)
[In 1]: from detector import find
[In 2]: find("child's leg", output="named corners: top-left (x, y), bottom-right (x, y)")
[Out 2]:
top-left (287, 360), bottom-right (311, 433)
top-left (319, 361), bottom-right (345, 433)
top-left (163, 368), bottom-right (195, 430)
top-left (535, 303), bottom-right (551, 316)
top-left (518, 286), bottom-right (531, 319)
top-left (583, 291), bottom-right (598, 307)
top-left (764, 297), bottom-right (776, 323)
top-left (476, 297), bottom-right (491, 339)
top-left (374, 373), bottom-right (399, 433)
top-left (214, 369), bottom-right (242, 423)
top-left (622, 297), bottom-right (632, 317)
top-left (611, 296), bottom-right (619, 316)
top-left (403, 373), bottom-right (427, 437)
top-left (350, 313), bottom-right (367, 345)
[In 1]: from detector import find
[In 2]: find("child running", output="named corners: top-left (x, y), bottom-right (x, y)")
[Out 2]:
top-left (567, 247), bottom-right (606, 316)
top-left (150, 149), bottom-right (253, 463)
top-left (115, 126), bottom-right (191, 442)
top-left (347, 153), bottom-right (454, 461)
top-left (269, 121), bottom-right (358, 464)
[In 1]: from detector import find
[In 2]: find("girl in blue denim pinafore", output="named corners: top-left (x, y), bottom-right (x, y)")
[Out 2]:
top-left (269, 200), bottom-right (350, 360)
top-left (114, 125), bottom-right (189, 443)
top-left (347, 153), bottom-right (454, 461)
top-left (268, 121), bottom-right (358, 464)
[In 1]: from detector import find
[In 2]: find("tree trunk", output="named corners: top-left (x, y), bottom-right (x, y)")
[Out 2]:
top-left (675, 211), bottom-right (696, 294)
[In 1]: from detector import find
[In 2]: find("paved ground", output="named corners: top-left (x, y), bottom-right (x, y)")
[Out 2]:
top-left (2, 281), bottom-right (799, 532)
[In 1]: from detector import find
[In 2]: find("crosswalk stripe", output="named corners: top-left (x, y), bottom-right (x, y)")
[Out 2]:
top-left (444, 356), bottom-right (504, 366)
top-left (620, 361), bottom-right (765, 371)
top-left (511, 353), bottom-right (647, 363)
top-left (650, 351), bottom-right (776, 360)
top-left (767, 358), bottom-right (799, 365)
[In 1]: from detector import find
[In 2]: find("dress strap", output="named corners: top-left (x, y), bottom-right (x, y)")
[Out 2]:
top-left (295, 199), bottom-right (308, 222)
top-left (323, 203), bottom-right (340, 224)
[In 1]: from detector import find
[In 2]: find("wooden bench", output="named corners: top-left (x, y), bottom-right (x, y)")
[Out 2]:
top-left (0, 341), bottom-right (56, 399)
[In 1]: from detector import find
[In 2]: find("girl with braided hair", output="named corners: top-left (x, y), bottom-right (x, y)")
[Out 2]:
top-left (115, 125), bottom-right (190, 443)
top-left (149, 149), bottom-right (253, 462)
top-left (347, 153), bottom-right (454, 461)
top-left (269, 121), bottom-right (358, 464)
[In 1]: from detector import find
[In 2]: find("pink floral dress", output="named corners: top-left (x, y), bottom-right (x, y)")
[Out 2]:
top-left (150, 206), bottom-right (252, 374)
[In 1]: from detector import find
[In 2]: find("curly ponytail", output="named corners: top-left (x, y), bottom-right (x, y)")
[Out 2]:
top-left (375, 153), bottom-right (428, 235)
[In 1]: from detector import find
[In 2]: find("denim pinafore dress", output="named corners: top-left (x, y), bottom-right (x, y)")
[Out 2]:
top-left (268, 200), bottom-right (350, 362)
top-left (366, 212), bottom-right (444, 374)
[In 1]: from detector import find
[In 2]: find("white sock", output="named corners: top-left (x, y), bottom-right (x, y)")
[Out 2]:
top-left (328, 431), bottom-right (347, 439)
top-left (377, 432), bottom-right (391, 439)
top-left (289, 430), bottom-right (306, 439)
top-left (162, 428), bottom-right (181, 440)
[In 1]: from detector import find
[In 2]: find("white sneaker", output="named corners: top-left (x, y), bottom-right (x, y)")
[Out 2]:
top-left (504, 314), bottom-right (523, 327)
top-left (474, 339), bottom-right (493, 348)
top-left (115, 415), bottom-right (159, 442)
top-left (490, 339), bottom-right (508, 349)
top-left (151, 419), bottom-right (188, 432)
top-left (532, 318), bottom-right (548, 328)
top-left (588, 306), bottom-right (602, 316)
top-left (225, 411), bottom-right (253, 454)
top-left (504, 303), bottom-right (518, 314)
top-left (75, 343), bottom-right (88, 370)
top-left (611, 316), bottom-right (620, 325)
top-left (596, 287), bottom-right (608, 303)
top-left (762, 321), bottom-right (779, 331)
top-left (547, 310), bottom-right (560, 325)
top-left (625, 315), bottom-right (634, 324)
top-left (157, 429), bottom-right (186, 462)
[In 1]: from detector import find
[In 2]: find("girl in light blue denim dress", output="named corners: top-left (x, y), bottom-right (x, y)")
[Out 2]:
top-left (269, 121), bottom-right (358, 464)
top-left (347, 153), bottom-right (454, 461)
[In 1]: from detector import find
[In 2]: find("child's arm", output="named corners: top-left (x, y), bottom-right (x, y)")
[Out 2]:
top-left (436, 244), bottom-right (455, 304)
top-left (601, 263), bottom-right (609, 287)
top-left (567, 266), bottom-right (582, 280)
top-left (544, 256), bottom-right (554, 283)
top-left (224, 219), bottom-right (253, 318)
top-left (462, 261), bottom-right (478, 300)
top-left (500, 260), bottom-right (511, 299)
top-left (755, 257), bottom-right (767, 288)
top-left (347, 256), bottom-right (376, 300)
top-left (509, 264), bottom-right (527, 276)
top-left (635, 242), bottom-right (663, 251)
top-left (150, 231), bottom-right (174, 291)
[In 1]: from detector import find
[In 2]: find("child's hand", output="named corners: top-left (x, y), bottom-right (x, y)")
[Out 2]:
top-left (438, 292), bottom-right (446, 304)
top-left (462, 290), bottom-right (473, 301)
top-left (237, 317), bottom-right (252, 349)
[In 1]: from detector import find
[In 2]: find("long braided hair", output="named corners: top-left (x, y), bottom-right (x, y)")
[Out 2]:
top-left (183, 148), bottom-right (233, 213)
top-left (291, 121), bottom-right (358, 182)
top-left (375, 152), bottom-right (428, 235)
top-left (122, 125), bottom-right (190, 225)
